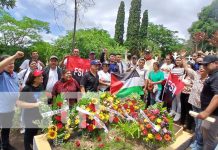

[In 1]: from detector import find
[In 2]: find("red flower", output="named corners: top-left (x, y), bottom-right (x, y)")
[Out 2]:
top-left (131, 112), bottom-right (138, 118)
top-left (55, 115), bottom-right (61, 122)
top-left (113, 117), bottom-right (119, 123)
top-left (146, 124), bottom-right (152, 129)
top-left (57, 102), bottom-right (63, 107)
top-left (57, 123), bottom-right (63, 129)
top-left (115, 137), bottom-right (121, 142)
top-left (123, 103), bottom-right (128, 109)
top-left (87, 124), bottom-right (94, 132)
top-left (132, 100), bottom-right (137, 104)
top-left (75, 140), bottom-right (80, 147)
top-left (98, 143), bottom-right (104, 148)
top-left (129, 105), bottom-right (135, 113)
top-left (164, 134), bottom-right (171, 141)
top-left (155, 134), bottom-right (162, 141)
top-left (97, 136), bottom-right (102, 142)
top-left (88, 103), bottom-right (96, 112)
top-left (142, 129), bottom-right (148, 135)
top-left (149, 115), bottom-right (156, 121)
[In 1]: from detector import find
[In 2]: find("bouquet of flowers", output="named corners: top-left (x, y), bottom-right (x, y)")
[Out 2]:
top-left (138, 103), bottom-right (174, 148)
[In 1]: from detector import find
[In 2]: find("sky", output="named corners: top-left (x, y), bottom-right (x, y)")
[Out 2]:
top-left (7, 0), bottom-right (214, 43)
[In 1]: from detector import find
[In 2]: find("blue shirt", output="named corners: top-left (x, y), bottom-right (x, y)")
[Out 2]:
top-left (0, 71), bottom-right (19, 113)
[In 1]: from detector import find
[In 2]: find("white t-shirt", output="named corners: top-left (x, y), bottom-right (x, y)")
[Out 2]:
top-left (161, 63), bottom-right (175, 79)
top-left (18, 68), bottom-right (31, 88)
top-left (117, 61), bottom-right (127, 73)
top-left (20, 59), bottom-right (42, 70)
top-left (46, 67), bottom-right (59, 92)
top-left (144, 59), bottom-right (155, 79)
top-left (136, 67), bottom-right (147, 87)
top-left (98, 70), bottom-right (111, 91)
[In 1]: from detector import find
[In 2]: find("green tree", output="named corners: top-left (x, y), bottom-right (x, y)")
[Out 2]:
top-left (126, 0), bottom-right (141, 56)
top-left (139, 10), bottom-right (148, 51)
top-left (0, 0), bottom-right (16, 9)
top-left (188, 0), bottom-right (218, 51)
top-left (146, 23), bottom-right (184, 56)
top-left (0, 9), bottom-right (50, 47)
top-left (114, 1), bottom-right (125, 45)
top-left (54, 28), bottom-right (126, 59)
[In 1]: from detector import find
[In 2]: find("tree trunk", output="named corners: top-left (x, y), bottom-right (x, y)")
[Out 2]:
top-left (72, 0), bottom-right (78, 50)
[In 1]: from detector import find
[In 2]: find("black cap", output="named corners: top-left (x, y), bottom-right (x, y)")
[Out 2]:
top-left (199, 55), bottom-right (218, 65)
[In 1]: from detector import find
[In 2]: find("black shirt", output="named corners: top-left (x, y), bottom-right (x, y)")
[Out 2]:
top-left (80, 71), bottom-right (99, 92)
top-left (200, 69), bottom-right (218, 116)
top-left (19, 84), bottom-right (43, 127)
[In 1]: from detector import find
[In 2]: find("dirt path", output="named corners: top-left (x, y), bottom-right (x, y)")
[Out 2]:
top-left (10, 130), bottom-right (24, 150)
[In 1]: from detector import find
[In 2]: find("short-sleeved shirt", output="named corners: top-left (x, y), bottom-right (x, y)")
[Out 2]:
top-left (19, 85), bottom-right (43, 127)
top-left (0, 71), bottom-right (19, 113)
top-left (149, 70), bottom-right (164, 91)
top-left (80, 71), bottom-right (99, 92)
top-left (98, 70), bottom-right (111, 91)
top-left (136, 67), bottom-right (147, 87)
top-left (200, 69), bottom-right (218, 116)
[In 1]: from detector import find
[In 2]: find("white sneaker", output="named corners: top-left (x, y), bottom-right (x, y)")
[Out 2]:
top-left (173, 113), bottom-right (181, 122)
top-left (169, 110), bottom-right (176, 116)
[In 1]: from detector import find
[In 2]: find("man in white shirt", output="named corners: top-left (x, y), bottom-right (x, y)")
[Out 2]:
top-left (144, 50), bottom-right (155, 78)
top-left (116, 53), bottom-right (127, 74)
top-left (19, 51), bottom-right (44, 71)
top-left (43, 56), bottom-right (62, 92)
top-left (98, 61), bottom-right (111, 91)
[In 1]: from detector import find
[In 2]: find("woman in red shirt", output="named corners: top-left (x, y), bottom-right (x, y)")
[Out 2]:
top-left (52, 69), bottom-right (80, 109)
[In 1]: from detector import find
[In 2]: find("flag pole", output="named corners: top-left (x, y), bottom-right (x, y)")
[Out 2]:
top-left (161, 73), bottom-right (170, 101)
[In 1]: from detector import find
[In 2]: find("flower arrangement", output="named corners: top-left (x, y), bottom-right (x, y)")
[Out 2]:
top-left (138, 103), bottom-right (174, 148)
top-left (44, 92), bottom-right (174, 149)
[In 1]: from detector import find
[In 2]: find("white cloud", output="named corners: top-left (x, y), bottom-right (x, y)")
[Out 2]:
top-left (8, 0), bottom-right (214, 41)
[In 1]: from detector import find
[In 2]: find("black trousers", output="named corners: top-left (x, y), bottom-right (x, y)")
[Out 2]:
top-left (24, 128), bottom-right (38, 150)
top-left (0, 111), bottom-right (14, 148)
top-left (180, 93), bottom-right (194, 130)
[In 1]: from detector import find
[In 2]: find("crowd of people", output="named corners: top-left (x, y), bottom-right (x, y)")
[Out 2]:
top-left (0, 48), bottom-right (217, 150)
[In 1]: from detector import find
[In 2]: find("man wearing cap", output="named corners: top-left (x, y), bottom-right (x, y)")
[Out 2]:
top-left (43, 55), bottom-right (62, 93)
top-left (197, 55), bottom-right (218, 150)
top-left (89, 51), bottom-right (96, 61)
top-left (80, 60), bottom-right (100, 93)
top-left (144, 50), bottom-right (156, 72)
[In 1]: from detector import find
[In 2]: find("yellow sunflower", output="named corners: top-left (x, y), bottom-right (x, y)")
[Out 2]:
top-left (48, 125), bottom-right (57, 132)
top-left (47, 130), bottom-right (57, 140)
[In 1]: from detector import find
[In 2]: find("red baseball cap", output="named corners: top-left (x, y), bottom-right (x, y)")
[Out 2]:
top-left (33, 70), bottom-right (43, 77)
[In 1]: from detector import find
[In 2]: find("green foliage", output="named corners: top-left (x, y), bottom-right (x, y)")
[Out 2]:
top-left (139, 10), bottom-right (148, 51)
top-left (54, 28), bottom-right (126, 59)
top-left (0, 0), bottom-right (16, 9)
top-left (188, 0), bottom-right (218, 51)
top-left (147, 23), bottom-right (184, 57)
top-left (114, 1), bottom-right (125, 45)
top-left (126, 0), bottom-right (141, 56)
top-left (0, 8), bottom-right (50, 47)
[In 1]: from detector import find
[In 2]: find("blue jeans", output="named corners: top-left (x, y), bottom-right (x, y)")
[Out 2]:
top-left (150, 90), bottom-right (161, 105)
top-left (192, 106), bottom-right (203, 148)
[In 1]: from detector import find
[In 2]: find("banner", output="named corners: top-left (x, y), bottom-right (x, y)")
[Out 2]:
top-left (66, 56), bottom-right (91, 83)
top-left (163, 73), bottom-right (184, 102)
